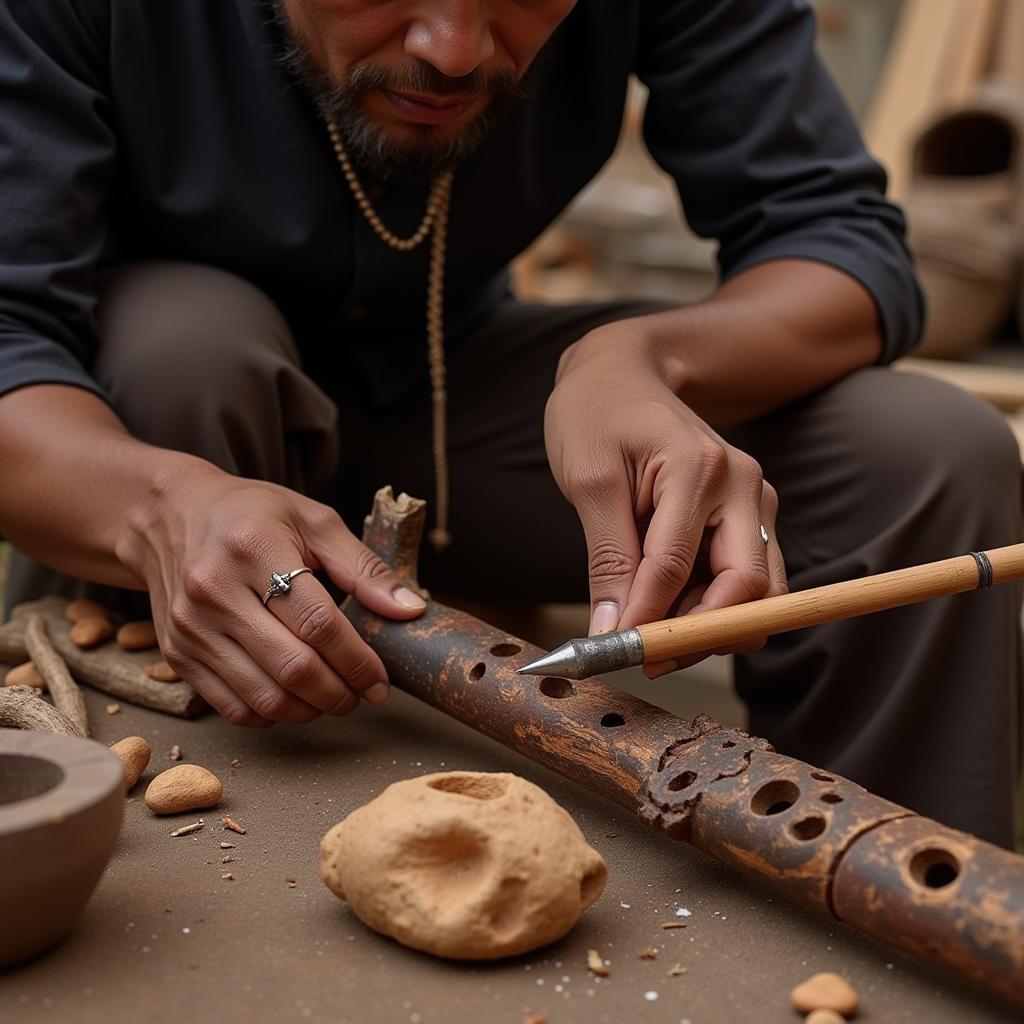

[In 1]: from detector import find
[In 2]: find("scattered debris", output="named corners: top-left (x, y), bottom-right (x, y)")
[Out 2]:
top-left (221, 872), bottom-right (234, 881)
top-left (675, 907), bottom-right (692, 918)
top-left (603, 832), bottom-right (620, 838)
top-left (286, 878), bottom-right (297, 888)
top-left (229, 758), bottom-right (243, 770)
top-left (668, 964), bottom-right (687, 977)
top-left (639, 947), bottom-right (658, 960)
top-left (223, 816), bottom-right (247, 834)
top-left (221, 856), bottom-right (234, 864)
top-left (643, 991), bottom-right (659, 1002)
top-left (660, 922), bottom-right (687, 930)
top-left (170, 820), bottom-right (205, 837)
top-left (169, 744), bottom-right (182, 761)
top-left (586, 949), bottom-right (609, 977)
top-left (106, 703), bottom-right (121, 715)
top-left (219, 842), bottom-right (235, 850)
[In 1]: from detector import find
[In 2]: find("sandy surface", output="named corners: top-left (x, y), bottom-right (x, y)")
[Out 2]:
top-left (1, 686), bottom-right (1019, 1024)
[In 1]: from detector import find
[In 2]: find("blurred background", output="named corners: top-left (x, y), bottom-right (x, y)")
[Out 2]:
top-left (513, 0), bottom-right (1024, 408)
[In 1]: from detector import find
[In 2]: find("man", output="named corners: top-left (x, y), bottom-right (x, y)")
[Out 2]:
top-left (0, 0), bottom-right (1019, 847)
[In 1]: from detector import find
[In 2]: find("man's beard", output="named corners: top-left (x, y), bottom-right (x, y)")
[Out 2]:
top-left (273, 5), bottom-right (523, 178)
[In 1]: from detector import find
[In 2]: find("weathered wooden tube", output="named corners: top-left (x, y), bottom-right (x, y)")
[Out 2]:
top-left (345, 488), bottom-right (1024, 1008)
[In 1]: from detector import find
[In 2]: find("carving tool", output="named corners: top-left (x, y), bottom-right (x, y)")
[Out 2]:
top-left (517, 544), bottom-right (1024, 679)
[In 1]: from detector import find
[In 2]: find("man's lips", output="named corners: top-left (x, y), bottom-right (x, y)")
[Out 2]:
top-left (380, 88), bottom-right (484, 126)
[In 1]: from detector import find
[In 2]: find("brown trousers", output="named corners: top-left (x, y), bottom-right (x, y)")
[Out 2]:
top-left (7, 262), bottom-right (1023, 847)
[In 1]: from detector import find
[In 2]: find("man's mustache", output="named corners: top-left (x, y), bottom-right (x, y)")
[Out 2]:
top-left (345, 62), bottom-right (522, 101)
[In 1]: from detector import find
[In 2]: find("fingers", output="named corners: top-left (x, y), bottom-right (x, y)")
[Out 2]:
top-left (575, 475), bottom-right (642, 635)
top-left (258, 569), bottom-right (390, 711)
top-left (618, 488), bottom-right (705, 631)
top-left (306, 506), bottom-right (427, 621)
top-left (165, 635), bottom-right (322, 725)
top-left (643, 482), bottom-right (788, 679)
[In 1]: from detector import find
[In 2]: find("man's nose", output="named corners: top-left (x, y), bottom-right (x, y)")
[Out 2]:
top-left (404, 5), bottom-right (496, 80)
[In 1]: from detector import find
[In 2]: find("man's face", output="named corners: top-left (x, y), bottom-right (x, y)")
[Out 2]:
top-left (279, 0), bottom-right (576, 176)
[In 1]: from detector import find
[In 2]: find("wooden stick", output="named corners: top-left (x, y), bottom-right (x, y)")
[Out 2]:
top-left (639, 544), bottom-right (1024, 662)
top-left (23, 613), bottom-right (88, 737)
top-left (0, 598), bottom-right (205, 718)
top-left (0, 685), bottom-right (80, 735)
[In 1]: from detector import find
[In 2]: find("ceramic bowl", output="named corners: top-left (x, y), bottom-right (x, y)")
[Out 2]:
top-left (0, 728), bottom-right (123, 968)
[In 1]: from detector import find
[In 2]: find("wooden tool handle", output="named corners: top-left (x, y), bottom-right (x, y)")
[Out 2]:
top-left (639, 543), bottom-right (1024, 662)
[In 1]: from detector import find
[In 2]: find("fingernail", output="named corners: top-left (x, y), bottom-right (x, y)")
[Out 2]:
top-left (393, 586), bottom-right (426, 609)
top-left (590, 601), bottom-right (620, 635)
top-left (364, 683), bottom-right (390, 704)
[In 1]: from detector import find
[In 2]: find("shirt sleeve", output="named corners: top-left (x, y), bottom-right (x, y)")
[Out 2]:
top-left (635, 0), bottom-right (924, 363)
top-left (0, 0), bottom-right (115, 401)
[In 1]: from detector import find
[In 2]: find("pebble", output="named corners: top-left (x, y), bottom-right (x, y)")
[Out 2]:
top-left (145, 660), bottom-right (181, 683)
top-left (117, 619), bottom-right (158, 651)
top-left (65, 598), bottom-right (111, 623)
top-left (70, 615), bottom-right (114, 648)
top-left (109, 736), bottom-right (152, 791)
top-left (790, 973), bottom-right (859, 1016)
top-left (3, 661), bottom-right (46, 691)
top-left (805, 1010), bottom-right (847, 1024)
top-left (145, 764), bottom-right (224, 815)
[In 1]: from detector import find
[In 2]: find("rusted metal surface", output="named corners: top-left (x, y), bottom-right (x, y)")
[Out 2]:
top-left (834, 816), bottom-right (1024, 1005)
top-left (344, 487), bottom-right (1024, 1009)
top-left (687, 749), bottom-right (911, 912)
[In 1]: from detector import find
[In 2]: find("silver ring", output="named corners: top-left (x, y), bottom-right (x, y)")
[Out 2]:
top-left (759, 524), bottom-right (770, 546)
top-left (262, 567), bottom-right (313, 605)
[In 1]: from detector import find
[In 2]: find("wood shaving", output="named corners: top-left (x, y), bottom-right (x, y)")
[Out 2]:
top-left (170, 821), bottom-right (204, 837)
top-left (222, 816), bottom-right (246, 834)
top-left (660, 922), bottom-right (687, 929)
top-left (639, 947), bottom-right (658, 959)
top-left (586, 949), bottom-right (609, 976)
top-left (221, 872), bottom-right (234, 881)
top-left (668, 964), bottom-right (687, 976)
top-left (229, 758), bottom-right (242, 769)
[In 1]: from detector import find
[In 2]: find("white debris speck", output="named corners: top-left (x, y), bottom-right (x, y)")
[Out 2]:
top-left (620, 902), bottom-right (631, 909)
top-left (554, 985), bottom-right (563, 993)
top-left (644, 991), bottom-right (659, 1002)
top-left (536, 979), bottom-right (544, 986)
top-left (676, 908), bottom-right (692, 918)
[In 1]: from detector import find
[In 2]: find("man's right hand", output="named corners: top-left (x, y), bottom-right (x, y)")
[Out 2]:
top-left (116, 459), bottom-right (426, 727)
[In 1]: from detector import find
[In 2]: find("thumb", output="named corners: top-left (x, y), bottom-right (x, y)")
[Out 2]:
top-left (575, 479), bottom-right (642, 635)
top-left (308, 514), bottom-right (427, 620)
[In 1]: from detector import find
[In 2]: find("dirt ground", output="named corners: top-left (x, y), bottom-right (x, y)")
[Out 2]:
top-left (1, 684), bottom-right (1019, 1024)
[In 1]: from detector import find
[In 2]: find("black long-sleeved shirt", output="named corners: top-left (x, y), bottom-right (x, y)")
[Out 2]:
top-left (0, 0), bottom-right (923, 411)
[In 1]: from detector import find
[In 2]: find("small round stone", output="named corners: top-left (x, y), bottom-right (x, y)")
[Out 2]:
top-left (805, 1010), bottom-right (847, 1024)
top-left (145, 764), bottom-right (223, 815)
top-left (790, 973), bottom-right (859, 1016)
